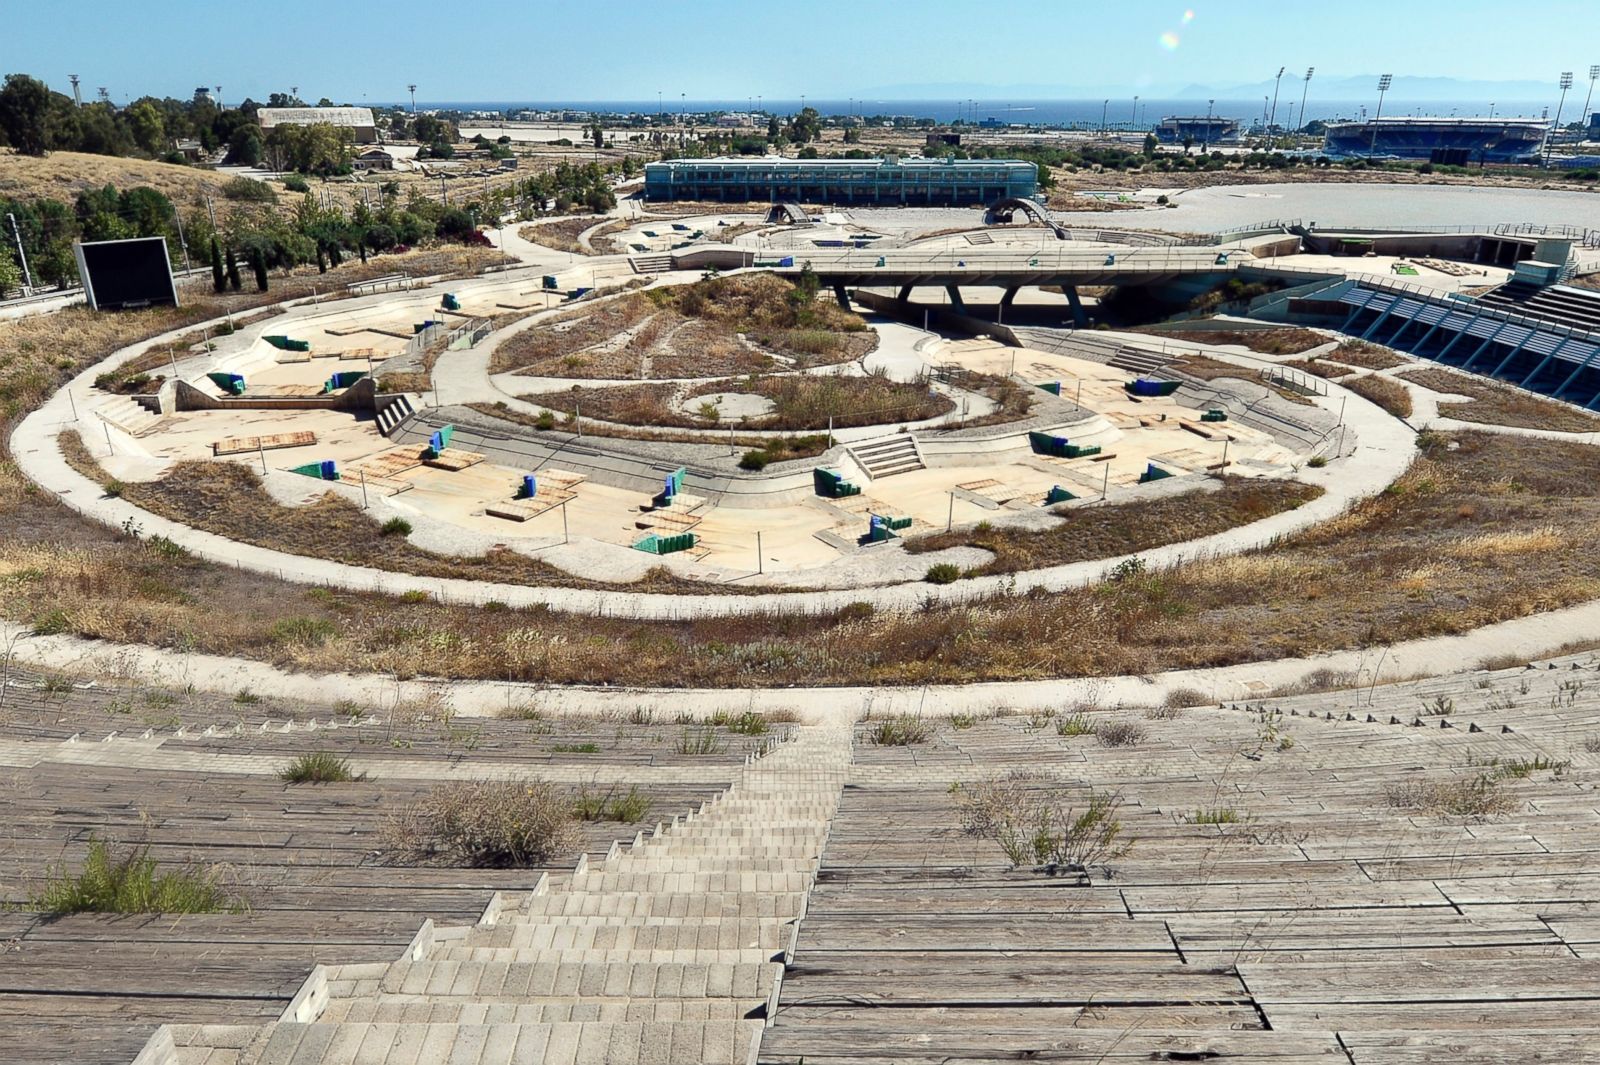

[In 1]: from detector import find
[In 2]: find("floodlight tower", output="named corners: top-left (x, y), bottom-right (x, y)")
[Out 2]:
top-left (408, 85), bottom-right (417, 114)
top-left (1204, 98), bottom-right (1215, 150)
top-left (1583, 66), bottom-right (1600, 141)
top-left (215, 86), bottom-right (222, 109)
top-left (69, 74), bottom-right (81, 108)
top-left (1547, 71), bottom-right (1574, 166)
top-left (1269, 66), bottom-right (1285, 131)
top-left (1296, 67), bottom-right (1315, 137)
top-left (1369, 74), bottom-right (1393, 159)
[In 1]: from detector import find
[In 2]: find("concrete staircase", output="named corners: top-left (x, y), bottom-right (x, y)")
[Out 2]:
top-left (375, 394), bottom-right (416, 437)
top-left (99, 395), bottom-right (165, 437)
top-left (137, 726), bottom-right (852, 1065)
top-left (845, 434), bottom-right (924, 480)
top-left (629, 254), bottom-right (675, 275)
top-left (1477, 281), bottom-right (1600, 332)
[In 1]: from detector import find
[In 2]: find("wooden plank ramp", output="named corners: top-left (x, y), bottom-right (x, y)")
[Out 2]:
top-left (212, 431), bottom-right (317, 457)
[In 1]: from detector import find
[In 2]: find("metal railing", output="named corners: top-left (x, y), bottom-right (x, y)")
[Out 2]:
top-left (1350, 277), bottom-right (1600, 345)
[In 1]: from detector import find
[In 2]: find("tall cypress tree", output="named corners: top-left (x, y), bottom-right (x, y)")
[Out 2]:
top-left (209, 239), bottom-right (225, 294)
top-left (250, 248), bottom-right (269, 293)
top-left (225, 245), bottom-right (241, 291)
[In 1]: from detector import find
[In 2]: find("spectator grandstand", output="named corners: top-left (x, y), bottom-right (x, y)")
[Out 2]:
top-left (1322, 116), bottom-right (1546, 163)
top-left (1154, 115), bottom-right (1241, 145)
top-left (643, 156), bottom-right (1039, 205)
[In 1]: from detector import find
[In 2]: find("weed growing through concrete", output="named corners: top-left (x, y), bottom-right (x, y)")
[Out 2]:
top-left (1095, 721), bottom-right (1146, 747)
top-left (380, 779), bottom-right (579, 867)
top-left (32, 838), bottom-right (244, 915)
top-left (1384, 776), bottom-right (1517, 819)
top-left (1056, 713), bottom-right (1095, 736)
top-left (571, 785), bottom-right (653, 823)
top-left (676, 726), bottom-right (727, 755)
top-left (278, 751), bottom-right (365, 784)
top-left (955, 773), bottom-right (1131, 876)
top-left (867, 715), bottom-right (933, 746)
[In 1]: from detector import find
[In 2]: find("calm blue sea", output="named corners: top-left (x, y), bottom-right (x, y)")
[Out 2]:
top-left (398, 98), bottom-right (1554, 126)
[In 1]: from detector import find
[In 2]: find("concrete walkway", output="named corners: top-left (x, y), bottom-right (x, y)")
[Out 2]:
top-left (137, 726), bottom-right (853, 1065)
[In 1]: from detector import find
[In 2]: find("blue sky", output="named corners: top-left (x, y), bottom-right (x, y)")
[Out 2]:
top-left (4, 0), bottom-right (1592, 104)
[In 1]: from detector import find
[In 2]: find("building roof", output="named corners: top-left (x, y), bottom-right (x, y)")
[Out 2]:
top-left (647, 156), bottom-right (1033, 171)
top-left (258, 107), bottom-right (376, 129)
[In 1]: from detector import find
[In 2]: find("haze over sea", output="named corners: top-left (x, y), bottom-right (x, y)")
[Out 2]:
top-left (402, 99), bottom-right (1557, 125)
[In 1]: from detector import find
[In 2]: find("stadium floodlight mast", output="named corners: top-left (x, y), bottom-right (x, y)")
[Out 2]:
top-left (1369, 74), bottom-right (1393, 159)
top-left (1204, 98), bottom-right (1215, 150)
top-left (1296, 67), bottom-right (1314, 136)
top-left (408, 85), bottom-right (417, 114)
top-left (1584, 66), bottom-right (1600, 138)
top-left (1547, 71), bottom-right (1575, 167)
top-left (1269, 66), bottom-right (1285, 132)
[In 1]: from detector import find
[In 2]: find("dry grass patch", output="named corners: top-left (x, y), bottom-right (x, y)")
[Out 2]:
top-left (1138, 326), bottom-right (1326, 356)
top-left (906, 478), bottom-right (1321, 575)
top-left (492, 273), bottom-right (874, 379)
top-left (1395, 367), bottom-right (1600, 433)
top-left (380, 779), bottom-right (580, 867)
top-left (1327, 340), bottom-right (1406, 371)
top-left (1384, 776), bottom-right (1517, 819)
top-left (519, 215), bottom-right (611, 255)
top-left (955, 773), bottom-right (1131, 875)
top-left (525, 371), bottom-right (951, 432)
top-left (1344, 374), bottom-right (1414, 419)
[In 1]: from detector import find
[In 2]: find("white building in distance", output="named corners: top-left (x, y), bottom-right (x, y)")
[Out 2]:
top-left (257, 107), bottom-right (378, 144)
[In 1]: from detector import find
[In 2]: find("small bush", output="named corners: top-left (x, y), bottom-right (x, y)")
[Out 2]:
top-left (951, 712), bottom-right (979, 730)
top-left (676, 725), bottom-right (727, 755)
top-left (1163, 687), bottom-right (1207, 711)
top-left (1384, 776), bottom-right (1516, 819)
top-left (717, 710), bottom-right (770, 735)
top-left (571, 784), bottom-right (653, 823)
top-left (550, 742), bottom-right (599, 753)
top-left (234, 688), bottom-right (260, 704)
top-left (924, 563), bottom-right (961, 584)
top-left (103, 479), bottom-right (125, 498)
top-left (278, 751), bottom-right (363, 784)
top-left (867, 714), bottom-right (933, 746)
top-left (282, 174), bottom-right (311, 194)
top-left (1308, 455), bottom-right (1328, 468)
top-left (221, 176), bottom-right (277, 202)
top-left (380, 778), bottom-right (580, 867)
top-left (1095, 720), bottom-right (1146, 747)
top-left (32, 838), bottom-right (243, 914)
top-left (1187, 807), bottom-right (1241, 824)
top-left (535, 410), bottom-right (557, 430)
top-left (738, 450), bottom-right (770, 471)
top-left (399, 590), bottom-right (432, 604)
top-left (1056, 713), bottom-right (1094, 736)
top-left (955, 774), bottom-right (1131, 874)
top-left (379, 516), bottom-right (413, 537)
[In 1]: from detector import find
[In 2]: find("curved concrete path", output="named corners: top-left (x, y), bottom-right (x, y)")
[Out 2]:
top-left (13, 284), bottom-right (1412, 620)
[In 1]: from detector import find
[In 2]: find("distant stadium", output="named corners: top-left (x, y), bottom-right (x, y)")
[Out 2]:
top-left (1323, 116), bottom-right (1547, 164)
top-left (1154, 115), bottom-right (1241, 145)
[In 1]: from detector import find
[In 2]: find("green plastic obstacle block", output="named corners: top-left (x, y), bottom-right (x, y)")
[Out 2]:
top-left (1201, 409), bottom-right (1228, 423)
top-left (1046, 485), bottom-right (1076, 505)
top-left (263, 335), bottom-right (311, 353)
top-left (634, 532), bottom-right (697, 555)
top-left (1037, 381), bottom-right (1062, 395)
top-left (813, 467), bottom-right (860, 498)
top-left (441, 293), bottom-right (461, 311)
top-left (1062, 443), bottom-right (1101, 459)
top-left (1139, 463), bottom-right (1175, 484)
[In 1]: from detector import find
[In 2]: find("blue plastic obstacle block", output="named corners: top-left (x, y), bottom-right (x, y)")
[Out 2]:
top-left (778, 256), bottom-right (794, 268)
top-left (428, 431), bottom-right (444, 455)
top-left (543, 275), bottom-right (559, 289)
top-left (520, 474), bottom-right (537, 499)
top-left (1037, 381), bottom-right (1062, 396)
top-left (319, 460), bottom-right (339, 481)
top-left (442, 293), bottom-right (460, 311)
top-left (206, 371), bottom-right (246, 395)
top-left (1139, 462), bottom-right (1175, 484)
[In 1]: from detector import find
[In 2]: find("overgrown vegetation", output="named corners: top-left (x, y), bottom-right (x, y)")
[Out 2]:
top-left (277, 751), bottom-right (364, 784)
top-left (31, 838), bottom-right (244, 915)
top-left (907, 479), bottom-right (1321, 575)
top-left (1136, 326), bottom-right (1325, 355)
top-left (866, 714), bottom-right (934, 746)
top-left (571, 784), bottom-right (653, 823)
top-left (1384, 775), bottom-right (1517, 819)
top-left (1344, 374), bottom-right (1414, 419)
top-left (380, 779), bottom-right (580, 867)
top-left (1397, 367), bottom-right (1600, 433)
top-left (955, 773), bottom-right (1131, 875)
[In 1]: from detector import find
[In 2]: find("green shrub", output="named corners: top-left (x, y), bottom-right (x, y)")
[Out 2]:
top-left (571, 784), bottom-right (653, 823)
top-left (282, 174), bottom-right (311, 193)
top-left (278, 751), bottom-right (363, 784)
top-left (738, 450), bottom-right (770, 471)
top-left (379, 516), bottom-right (413, 537)
top-left (676, 725), bottom-right (727, 755)
top-left (924, 563), bottom-right (961, 584)
top-left (221, 176), bottom-right (277, 202)
top-left (32, 838), bottom-right (243, 914)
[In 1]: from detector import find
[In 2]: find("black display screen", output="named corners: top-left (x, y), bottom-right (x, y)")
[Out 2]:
top-left (75, 237), bottom-right (178, 311)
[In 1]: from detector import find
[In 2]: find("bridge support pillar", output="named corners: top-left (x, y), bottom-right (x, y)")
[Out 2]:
top-left (1063, 285), bottom-right (1088, 328)
top-left (832, 283), bottom-right (852, 312)
top-left (896, 285), bottom-right (914, 304)
top-left (1000, 287), bottom-right (1020, 308)
top-left (945, 285), bottom-right (965, 311)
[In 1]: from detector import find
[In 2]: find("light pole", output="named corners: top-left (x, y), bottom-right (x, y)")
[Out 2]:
top-left (1132, 95), bottom-right (1140, 129)
top-left (1204, 99), bottom-right (1214, 150)
top-left (1269, 66), bottom-right (1285, 132)
top-left (408, 85), bottom-right (416, 114)
top-left (1583, 66), bottom-right (1600, 142)
top-left (1297, 67), bottom-right (1315, 139)
top-left (1101, 98), bottom-right (1108, 133)
top-left (1369, 74), bottom-right (1393, 159)
top-left (1548, 71), bottom-right (1575, 167)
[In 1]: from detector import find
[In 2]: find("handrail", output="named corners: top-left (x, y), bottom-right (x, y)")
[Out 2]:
top-left (1351, 277), bottom-right (1600, 345)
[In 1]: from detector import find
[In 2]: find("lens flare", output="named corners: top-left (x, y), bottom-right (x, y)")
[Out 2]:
top-left (1159, 31), bottom-right (1181, 50)
top-left (1182, 9), bottom-right (1195, 23)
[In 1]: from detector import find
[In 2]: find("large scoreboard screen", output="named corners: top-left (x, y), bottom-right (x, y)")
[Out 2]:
top-left (73, 236), bottom-right (179, 311)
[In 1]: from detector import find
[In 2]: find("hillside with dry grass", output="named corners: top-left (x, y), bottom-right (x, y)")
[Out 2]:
top-left (0, 149), bottom-right (237, 207)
